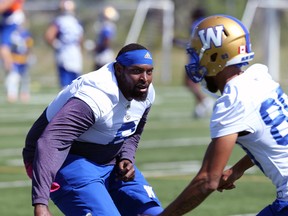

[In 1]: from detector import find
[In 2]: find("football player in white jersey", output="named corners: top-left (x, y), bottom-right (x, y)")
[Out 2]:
top-left (22, 43), bottom-right (163, 216)
top-left (157, 15), bottom-right (288, 216)
top-left (45, 0), bottom-right (83, 89)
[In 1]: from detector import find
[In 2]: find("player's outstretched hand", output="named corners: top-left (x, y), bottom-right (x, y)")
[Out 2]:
top-left (217, 168), bottom-right (243, 192)
top-left (34, 204), bottom-right (52, 216)
top-left (116, 159), bottom-right (135, 182)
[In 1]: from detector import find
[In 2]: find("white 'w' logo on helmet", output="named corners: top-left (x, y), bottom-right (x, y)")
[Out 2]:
top-left (198, 25), bottom-right (224, 49)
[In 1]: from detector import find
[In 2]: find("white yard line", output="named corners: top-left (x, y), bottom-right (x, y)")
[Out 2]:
top-left (0, 148), bottom-right (22, 158)
top-left (0, 148), bottom-right (22, 157)
top-left (0, 137), bottom-right (209, 158)
top-left (140, 137), bottom-right (210, 148)
top-left (0, 180), bottom-right (30, 188)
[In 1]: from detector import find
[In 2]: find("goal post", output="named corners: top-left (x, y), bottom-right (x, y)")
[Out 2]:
top-left (242, 0), bottom-right (288, 82)
top-left (124, 0), bottom-right (175, 84)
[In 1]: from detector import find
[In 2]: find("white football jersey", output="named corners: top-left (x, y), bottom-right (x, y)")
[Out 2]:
top-left (54, 14), bottom-right (83, 72)
top-left (210, 64), bottom-right (288, 201)
top-left (46, 63), bottom-right (155, 145)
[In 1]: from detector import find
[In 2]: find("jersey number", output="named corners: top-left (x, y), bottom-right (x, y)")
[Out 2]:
top-left (110, 122), bottom-right (136, 144)
top-left (260, 87), bottom-right (288, 145)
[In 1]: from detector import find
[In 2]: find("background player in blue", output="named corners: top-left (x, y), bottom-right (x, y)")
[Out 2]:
top-left (5, 22), bottom-right (33, 103)
top-left (92, 6), bottom-right (118, 70)
top-left (22, 43), bottom-right (163, 216)
top-left (184, 7), bottom-right (214, 118)
top-left (174, 7), bottom-right (214, 118)
top-left (0, 0), bottom-right (25, 72)
top-left (44, 0), bottom-right (83, 89)
top-left (155, 15), bottom-right (288, 216)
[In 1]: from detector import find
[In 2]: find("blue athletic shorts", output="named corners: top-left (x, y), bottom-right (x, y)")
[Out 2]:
top-left (12, 64), bottom-right (28, 75)
top-left (57, 65), bottom-right (79, 88)
top-left (50, 154), bottom-right (163, 216)
top-left (257, 199), bottom-right (288, 216)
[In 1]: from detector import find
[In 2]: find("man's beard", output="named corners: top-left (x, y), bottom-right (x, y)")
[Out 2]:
top-left (131, 88), bottom-right (148, 101)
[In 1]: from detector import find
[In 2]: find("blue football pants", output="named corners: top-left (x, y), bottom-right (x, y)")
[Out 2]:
top-left (257, 199), bottom-right (288, 216)
top-left (50, 154), bottom-right (163, 216)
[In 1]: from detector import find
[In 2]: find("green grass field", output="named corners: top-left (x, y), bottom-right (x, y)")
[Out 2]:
top-left (0, 84), bottom-right (275, 216)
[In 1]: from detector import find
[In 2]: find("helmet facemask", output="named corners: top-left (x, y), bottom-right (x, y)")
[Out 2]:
top-left (185, 48), bottom-right (208, 83)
